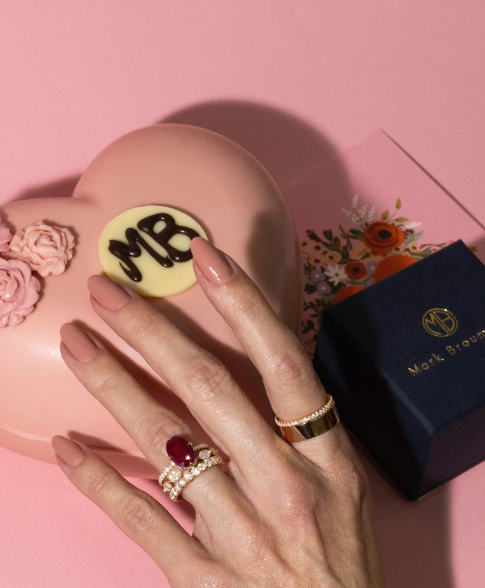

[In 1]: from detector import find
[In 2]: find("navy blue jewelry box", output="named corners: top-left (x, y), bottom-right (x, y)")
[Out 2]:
top-left (313, 240), bottom-right (485, 499)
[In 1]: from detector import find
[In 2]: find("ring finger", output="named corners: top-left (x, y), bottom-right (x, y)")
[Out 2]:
top-left (59, 323), bottom-right (246, 524)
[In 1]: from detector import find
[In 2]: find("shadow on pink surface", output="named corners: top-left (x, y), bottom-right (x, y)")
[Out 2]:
top-left (12, 175), bottom-right (80, 202)
top-left (3, 100), bottom-right (460, 588)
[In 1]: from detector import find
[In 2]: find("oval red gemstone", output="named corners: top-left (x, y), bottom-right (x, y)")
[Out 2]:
top-left (166, 436), bottom-right (195, 467)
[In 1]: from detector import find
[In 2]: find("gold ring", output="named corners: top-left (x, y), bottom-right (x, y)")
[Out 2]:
top-left (275, 395), bottom-right (340, 442)
top-left (158, 436), bottom-right (223, 501)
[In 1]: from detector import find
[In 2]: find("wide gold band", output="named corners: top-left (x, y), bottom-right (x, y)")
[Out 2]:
top-left (275, 395), bottom-right (341, 443)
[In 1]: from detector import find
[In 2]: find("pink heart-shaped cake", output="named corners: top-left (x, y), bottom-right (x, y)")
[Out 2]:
top-left (0, 124), bottom-right (301, 477)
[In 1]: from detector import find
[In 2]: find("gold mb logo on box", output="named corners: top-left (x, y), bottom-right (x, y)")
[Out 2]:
top-left (422, 308), bottom-right (458, 338)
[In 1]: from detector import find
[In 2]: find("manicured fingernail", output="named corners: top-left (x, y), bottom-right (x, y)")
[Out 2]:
top-left (87, 275), bottom-right (132, 310)
top-left (60, 323), bottom-right (99, 362)
top-left (52, 435), bottom-right (86, 468)
top-left (191, 237), bottom-right (234, 284)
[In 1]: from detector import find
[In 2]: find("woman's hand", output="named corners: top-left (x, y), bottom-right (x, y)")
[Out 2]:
top-left (52, 237), bottom-right (387, 588)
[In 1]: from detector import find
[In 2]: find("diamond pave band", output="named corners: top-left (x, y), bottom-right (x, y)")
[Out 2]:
top-left (275, 395), bottom-right (335, 427)
top-left (274, 395), bottom-right (340, 443)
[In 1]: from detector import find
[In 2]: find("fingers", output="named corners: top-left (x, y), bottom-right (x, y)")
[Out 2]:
top-left (190, 238), bottom-right (350, 465)
top-left (59, 323), bottom-right (243, 523)
top-left (51, 435), bottom-right (205, 576)
top-left (190, 238), bottom-right (326, 422)
top-left (85, 276), bottom-right (283, 481)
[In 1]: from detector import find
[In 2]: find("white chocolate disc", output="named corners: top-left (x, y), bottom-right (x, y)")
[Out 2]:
top-left (98, 205), bottom-right (208, 297)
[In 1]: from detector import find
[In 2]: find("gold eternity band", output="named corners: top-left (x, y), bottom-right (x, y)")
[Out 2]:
top-left (275, 395), bottom-right (340, 443)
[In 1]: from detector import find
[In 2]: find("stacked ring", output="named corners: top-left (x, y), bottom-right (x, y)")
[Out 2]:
top-left (275, 394), bottom-right (340, 442)
top-left (158, 436), bottom-right (223, 501)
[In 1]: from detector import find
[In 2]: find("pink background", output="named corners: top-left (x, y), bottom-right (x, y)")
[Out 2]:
top-left (1, 2), bottom-right (484, 587)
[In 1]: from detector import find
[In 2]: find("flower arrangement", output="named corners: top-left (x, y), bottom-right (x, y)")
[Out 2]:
top-left (300, 196), bottom-right (459, 353)
top-left (0, 215), bottom-right (75, 328)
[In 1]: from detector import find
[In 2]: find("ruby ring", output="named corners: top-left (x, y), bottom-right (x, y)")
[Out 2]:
top-left (158, 435), bottom-right (223, 501)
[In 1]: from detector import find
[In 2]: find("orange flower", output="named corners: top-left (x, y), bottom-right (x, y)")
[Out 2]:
top-left (363, 221), bottom-right (405, 256)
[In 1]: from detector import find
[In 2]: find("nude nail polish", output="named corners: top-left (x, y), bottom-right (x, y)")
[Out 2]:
top-left (190, 237), bottom-right (234, 284)
top-left (87, 275), bottom-right (132, 310)
top-left (51, 435), bottom-right (85, 467)
top-left (60, 323), bottom-right (99, 362)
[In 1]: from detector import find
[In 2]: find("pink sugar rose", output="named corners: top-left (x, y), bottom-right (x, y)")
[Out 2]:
top-left (8, 221), bottom-right (75, 277)
top-left (0, 258), bottom-right (41, 327)
top-left (0, 215), bottom-right (13, 253)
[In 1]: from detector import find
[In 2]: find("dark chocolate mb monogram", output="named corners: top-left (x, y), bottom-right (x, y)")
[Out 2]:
top-left (108, 213), bottom-right (201, 282)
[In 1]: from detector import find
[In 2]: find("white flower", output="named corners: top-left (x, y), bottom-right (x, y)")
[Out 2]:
top-left (343, 195), bottom-right (373, 227)
top-left (342, 208), bottom-right (362, 225)
top-left (358, 204), bottom-right (368, 220)
top-left (324, 265), bottom-right (347, 286)
top-left (405, 221), bottom-right (422, 230)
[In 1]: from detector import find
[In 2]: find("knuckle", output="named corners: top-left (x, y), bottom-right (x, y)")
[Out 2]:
top-left (238, 525), bottom-right (273, 561)
top-left (85, 354), bottom-right (134, 400)
top-left (230, 287), bottom-right (265, 323)
top-left (140, 415), bottom-right (189, 455)
top-left (276, 471), bottom-right (320, 525)
top-left (86, 467), bottom-right (119, 496)
top-left (95, 373), bottom-right (121, 398)
top-left (267, 344), bottom-right (314, 385)
top-left (183, 356), bottom-right (230, 403)
top-left (128, 310), bottom-right (159, 343)
top-left (120, 493), bottom-right (158, 535)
